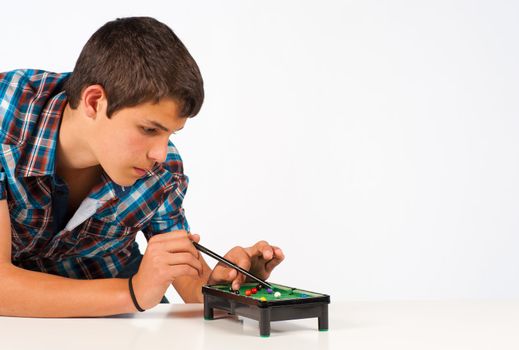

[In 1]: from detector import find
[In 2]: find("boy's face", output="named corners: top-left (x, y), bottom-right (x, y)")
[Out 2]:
top-left (90, 98), bottom-right (187, 186)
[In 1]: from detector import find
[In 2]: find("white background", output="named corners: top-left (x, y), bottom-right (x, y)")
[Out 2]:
top-left (2, 0), bottom-right (518, 302)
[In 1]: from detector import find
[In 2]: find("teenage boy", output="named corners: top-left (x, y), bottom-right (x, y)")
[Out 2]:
top-left (0, 17), bottom-right (284, 317)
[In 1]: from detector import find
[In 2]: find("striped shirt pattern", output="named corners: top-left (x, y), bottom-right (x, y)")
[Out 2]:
top-left (0, 69), bottom-right (190, 279)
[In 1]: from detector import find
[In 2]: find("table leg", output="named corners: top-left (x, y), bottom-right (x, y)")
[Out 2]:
top-left (259, 308), bottom-right (271, 337)
top-left (318, 304), bottom-right (328, 331)
top-left (203, 295), bottom-right (214, 320)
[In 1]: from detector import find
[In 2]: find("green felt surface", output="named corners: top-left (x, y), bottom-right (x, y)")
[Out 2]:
top-left (211, 283), bottom-right (321, 301)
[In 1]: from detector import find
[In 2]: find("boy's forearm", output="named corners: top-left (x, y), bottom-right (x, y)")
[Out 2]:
top-left (0, 263), bottom-right (135, 317)
top-left (172, 255), bottom-right (212, 303)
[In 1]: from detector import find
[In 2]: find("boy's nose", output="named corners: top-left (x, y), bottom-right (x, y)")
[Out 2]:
top-left (148, 142), bottom-right (168, 163)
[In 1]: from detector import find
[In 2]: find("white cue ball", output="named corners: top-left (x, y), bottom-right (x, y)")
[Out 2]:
top-left (274, 291), bottom-right (281, 298)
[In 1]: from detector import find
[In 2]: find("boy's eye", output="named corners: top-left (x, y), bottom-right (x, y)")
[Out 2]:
top-left (141, 127), bottom-right (157, 134)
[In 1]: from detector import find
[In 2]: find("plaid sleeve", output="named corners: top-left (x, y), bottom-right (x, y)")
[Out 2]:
top-left (0, 70), bottom-right (12, 200)
top-left (0, 161), bottom-right (6, 200)
top-left (141, 173), bottom-right (190, 238)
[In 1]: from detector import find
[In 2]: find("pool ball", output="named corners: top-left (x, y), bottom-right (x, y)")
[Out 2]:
top-left (256, 284), bottom-right (263, 290)
top-left (260, 297), bottom-right (267, 302)
top-left (267, 288), bottom-right (273, 294)
top-left (251, 288), bottom-right (258, 294)
top-left (245, 290), bottom-right (252, 296)
top-left (234, 290), bottom-right (240, 295)
top-left (274, 291), bottom-right (281, 298)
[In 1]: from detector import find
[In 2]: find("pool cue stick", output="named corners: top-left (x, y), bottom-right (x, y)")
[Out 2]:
top-left (192, 241), bottom-right (273, 289)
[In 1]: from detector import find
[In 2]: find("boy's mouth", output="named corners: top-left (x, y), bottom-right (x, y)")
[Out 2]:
top-left (133, 167), bottom-right (148, 176)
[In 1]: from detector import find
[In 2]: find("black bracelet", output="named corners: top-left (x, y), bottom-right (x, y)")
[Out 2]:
top-left (129, 275), bottom-right (145, 312)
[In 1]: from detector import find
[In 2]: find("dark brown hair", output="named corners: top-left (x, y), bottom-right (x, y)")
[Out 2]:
top-left (65, 17), bottom-right (204, 118)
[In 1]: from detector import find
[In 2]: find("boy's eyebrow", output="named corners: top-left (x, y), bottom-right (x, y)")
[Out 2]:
top-left (147, 121), bottom-right (170, 132)
top-left (147, 120), bottom-right (184, 133)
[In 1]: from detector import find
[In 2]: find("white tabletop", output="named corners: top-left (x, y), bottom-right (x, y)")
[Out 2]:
top-left (2, 300), bottom-right (519, 350)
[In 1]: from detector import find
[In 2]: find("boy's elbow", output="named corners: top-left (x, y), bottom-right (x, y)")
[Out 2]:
top-left (0, 261), bottom-right (14, 274)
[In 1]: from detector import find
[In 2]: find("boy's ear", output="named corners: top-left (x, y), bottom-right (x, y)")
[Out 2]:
top-left (81, 84), bottom-right (107, 119)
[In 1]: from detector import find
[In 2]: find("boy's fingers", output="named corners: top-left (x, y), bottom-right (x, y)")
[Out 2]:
top-left (232, 255), bottom-right (253, 289)
top-left (232, 278), bottom-right (242, 291)
top-left (263, 247), bottom-right (284, 273)
top-left (245, 240), bottom-right (271, 258)
top-left (232, 270), bottom-right (249, 290)
top-left (230, 269), bottom-right (242, 290)
top-left (256, 241), bottom-right (274, 260)
top-left (209, 266), bottom-right (228, 282)
top-left (162, 239), bottom-right (199, 258)
top-left (265, 256), bottom-right (283, 273)
top-left (271, 246), bottom-right (284, 261)
top-left (210, 253), bottom-right (250, 287)
top-left (262, 248), bottom-right (273, 260)
top-left (246, 241), bottom-right (284, 262)
top-left (188, 233), bottom-right (200, 243)
top-left (164, 252), bottom-right (203, 273)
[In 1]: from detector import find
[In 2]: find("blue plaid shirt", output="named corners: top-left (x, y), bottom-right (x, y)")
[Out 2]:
top-left (0, 69), bottom-right (190, 279)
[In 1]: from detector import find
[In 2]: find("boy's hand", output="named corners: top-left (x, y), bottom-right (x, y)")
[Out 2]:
top-left (207, 241), bottom-right (284, 290)
top-left (131, 230), bottom-right (202, 310)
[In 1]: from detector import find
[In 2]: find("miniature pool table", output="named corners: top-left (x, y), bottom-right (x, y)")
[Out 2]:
top-left (202, 282), bottom-right (330, 337)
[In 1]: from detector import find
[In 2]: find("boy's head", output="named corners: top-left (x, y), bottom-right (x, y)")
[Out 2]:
top-left (62, 17), bottom-right (204, 186)
top-left (65, 16), bottom-right (204, 119)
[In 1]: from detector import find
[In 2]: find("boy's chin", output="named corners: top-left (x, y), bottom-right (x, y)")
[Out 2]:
top-left (115, 179), bottom-right (137, 187)
top-left (105, 170), bottom-right (138, 187)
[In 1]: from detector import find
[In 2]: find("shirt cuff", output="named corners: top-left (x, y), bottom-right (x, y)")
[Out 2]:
top-left (0, 173), bottom-right (6, 200)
